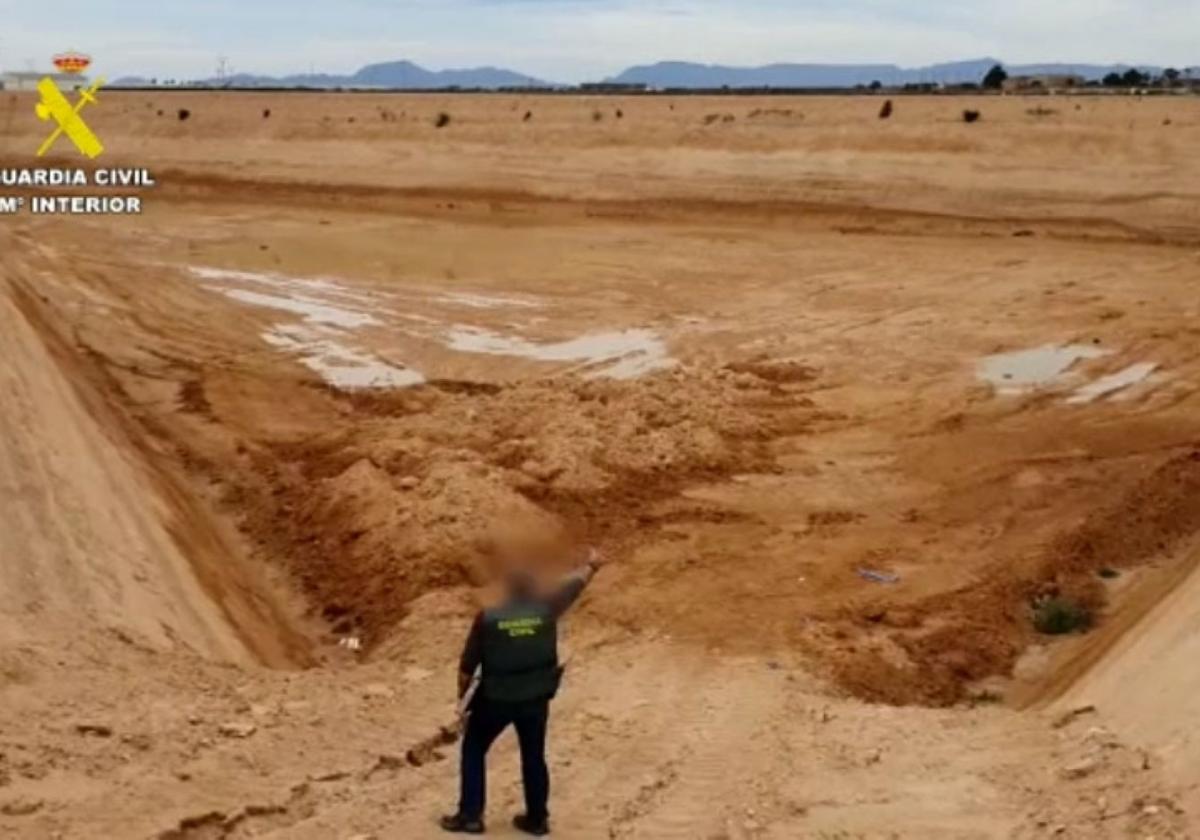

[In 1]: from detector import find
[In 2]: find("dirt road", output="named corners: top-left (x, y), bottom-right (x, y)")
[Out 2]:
top-left (0, 92), bottom-right (1198, 837)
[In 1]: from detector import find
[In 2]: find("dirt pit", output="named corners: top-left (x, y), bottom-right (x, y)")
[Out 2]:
top-left (2, 92), bottom-right (1199, 837)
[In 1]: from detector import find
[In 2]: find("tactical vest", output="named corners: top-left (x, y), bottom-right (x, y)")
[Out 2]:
top-left (480, 600), bottom-right (561, 703)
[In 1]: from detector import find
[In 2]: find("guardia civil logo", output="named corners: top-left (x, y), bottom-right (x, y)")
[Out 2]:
top-left (35, 52), bottom-right (106, 159)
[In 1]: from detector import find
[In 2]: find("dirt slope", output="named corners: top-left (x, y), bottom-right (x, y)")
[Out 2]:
top-left (0, 234), bottom-right (302, 666)
top-left (1051, 539), bottom-right (1200, 815)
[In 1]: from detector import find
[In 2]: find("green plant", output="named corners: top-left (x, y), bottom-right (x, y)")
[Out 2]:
top-left (1032, 597), bottom-right (1093, 635)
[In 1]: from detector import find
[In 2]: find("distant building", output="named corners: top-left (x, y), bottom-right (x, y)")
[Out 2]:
top-left (1002, 74), bottom-right (1085, 93)
top-left (0, 71), bottom-right (89, 92)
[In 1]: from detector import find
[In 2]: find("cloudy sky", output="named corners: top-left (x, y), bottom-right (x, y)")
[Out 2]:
top-left (0, 0), bottom-right (1195, 81)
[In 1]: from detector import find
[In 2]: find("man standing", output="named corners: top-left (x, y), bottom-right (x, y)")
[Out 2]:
top-left (441, 549), bottom-right (607, 836)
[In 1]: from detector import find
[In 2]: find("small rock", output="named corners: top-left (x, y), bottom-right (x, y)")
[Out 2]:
top-left (1142, 805), bottom-right (1160, 816)
top-left (362, 684), bottom-right (395, 700)
top-left (1061, 756), bottom-right (1101, 780)
top-left (398, 476), bottom-right (420, 490)
top-left (218, 722), bottom-right (257, 739)
top-left (1, 797), bottom-right (44, 816)
top-left (75, 723), bottom-right (113, 738)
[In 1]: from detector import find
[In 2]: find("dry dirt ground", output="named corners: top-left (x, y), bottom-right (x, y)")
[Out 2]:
top-left (1, 92), bottom-right (1199, 838)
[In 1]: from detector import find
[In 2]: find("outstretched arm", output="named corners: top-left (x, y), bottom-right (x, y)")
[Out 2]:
top-left (548, 547), bottom-right (609, 618)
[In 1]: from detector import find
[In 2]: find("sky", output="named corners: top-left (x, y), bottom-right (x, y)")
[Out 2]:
top-left (0, 0), bottom-right (1196, 82)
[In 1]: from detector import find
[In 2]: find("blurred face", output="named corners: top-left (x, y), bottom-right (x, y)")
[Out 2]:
top-left (481, 515), bottom-right (570, 599)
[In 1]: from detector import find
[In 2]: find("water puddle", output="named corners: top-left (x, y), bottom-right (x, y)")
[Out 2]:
top-left (445, 327), bottom-right (675, 379)
top-left (434, 292), bottom-right (542, 310)
top-left (978, 344), bottom-right (1109, 394)
top-left (189, 266), bottom-right (377, 304)
top-left (263, 326), bottom-right (425, 389)
top-left (189, 265), bottom-right (675, 387)
top-left (220, 289), bottom-right (381, 329)
top-left (190, 265), bottom-right (422, 390)
top-left (1067, 363), bottom-right (1158, 404)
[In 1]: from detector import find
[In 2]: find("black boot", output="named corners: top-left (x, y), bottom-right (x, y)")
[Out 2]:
top-left (513, 813), bottom-right (550, 836)
top-left (440, 813), bottom-right (485, 834)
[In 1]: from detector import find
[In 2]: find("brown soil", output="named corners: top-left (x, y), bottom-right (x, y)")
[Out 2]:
top-left (2, 92), bottom-right (1199, 837)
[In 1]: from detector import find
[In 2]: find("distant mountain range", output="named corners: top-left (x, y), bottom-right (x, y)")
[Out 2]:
top-left (114, 60), bottom-right (554, 89)
top-left (113, 57), bottom-right (1193, 90)
top-left (606, 58), bottom-right (1173, 88)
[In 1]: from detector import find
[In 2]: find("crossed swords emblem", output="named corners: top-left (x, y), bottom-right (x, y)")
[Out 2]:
top-left (35, 76), bottom-right (106, 159)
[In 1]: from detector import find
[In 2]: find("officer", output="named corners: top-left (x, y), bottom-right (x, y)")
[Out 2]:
top-left (441, 548), bottom-right (608, 835)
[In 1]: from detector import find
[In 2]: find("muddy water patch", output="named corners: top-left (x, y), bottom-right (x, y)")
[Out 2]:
top-left (189, 266), bottom-right (377, 305)
top-left (263, 326), bottom-right (425, 389)
top-left (445, 327), bottom-right (676, 379)
top-left (189, 266), bottom-right (422, 390)
top-left (433, 291), bottom-right (542, 310)
top-left (978, 344), bottom-right (1109, 394)
top-left (1067, 363), bottom-right (1159, 404)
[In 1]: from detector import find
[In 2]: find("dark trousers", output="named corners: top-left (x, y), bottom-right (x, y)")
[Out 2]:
top-left (459, 697), bottom-right (550, 822)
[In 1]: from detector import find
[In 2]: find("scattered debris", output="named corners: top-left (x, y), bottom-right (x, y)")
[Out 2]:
top-left (1051, 705), bottom-right (1097, 729)
top-left (218, 722), bottom-right (258, 739)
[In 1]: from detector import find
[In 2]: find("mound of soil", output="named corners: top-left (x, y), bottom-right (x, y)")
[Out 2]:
top-left (229, 365), bottom-right (815, 644)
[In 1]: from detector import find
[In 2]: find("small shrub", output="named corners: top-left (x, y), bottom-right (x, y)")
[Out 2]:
top-left (177, 108), bottom-right (191, 121)
top-left (592, 110), bottom-right (604, 122)
top-left (1032, 597), bottom-right (1093, 635)
top-left (262, 108), bottom-right (271, 119)
top-left (962, 109), bottom-right (981, 123)
top-left (615, 108), bottom-right (623, 119)
top-left (523, 110), bottom-right (533, 122)
top-left (1026, 106), bottom-right (1057, 117)
top-left (878, 99), bottom-right (893, 119)
top-left (435, 112), bottom-right (451, 128)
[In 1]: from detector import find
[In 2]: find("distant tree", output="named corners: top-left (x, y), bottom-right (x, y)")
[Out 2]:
top-left (868, 80), bottom-right (883, 91)
top-left (982, 64), bottom-right (1008, 90)
top-left (1121, 68), bottom-right (1148, 87)
top-left (1102, 72), bottom-right (1123, 87)
top-left (1163, 67), bottom-right (1181, 86)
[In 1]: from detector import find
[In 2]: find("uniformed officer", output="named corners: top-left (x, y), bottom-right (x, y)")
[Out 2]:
top-left (441, 549), bottom-right (607, 835)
